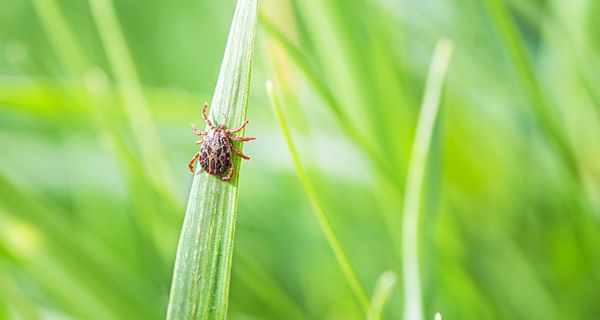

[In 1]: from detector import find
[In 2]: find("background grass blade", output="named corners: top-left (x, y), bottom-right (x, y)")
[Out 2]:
top-left (402, 39), bottom-right (453, 320)
top-left (33, 0), bottom-right (176, 290)
top-left (368, 271), bottom-right (397, 320)
top-left (267, 80), bottom-right (370, 315)
top-left (89, 0), bottom-right (178, 204)
top-left (482, 0), bottom-right (580, 180)
top-left (260, 16), bottom-right (400, 189)
top-left (166, 0), bottom-right (257, 319)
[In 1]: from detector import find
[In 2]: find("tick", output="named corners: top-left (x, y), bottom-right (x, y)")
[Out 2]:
top-left (188, 103), bottom-right (255, 181)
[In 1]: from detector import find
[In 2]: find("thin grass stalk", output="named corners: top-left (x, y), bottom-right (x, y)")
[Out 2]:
top-left (267, 80), bottom-right (370, 315)
top-left (88, 0), bottom-right (178, 204)
top-left (31, 0), bottom-right (87, 76)
top-left (368, 271), bottom-right (397, 320)
top-left (260, 16), bottom-right (399, 185)
top-left (482, 0), bottom-right (580, 180)
top-left (0, 173), bottom-right (153, 319)
top-left (0, 238), bottom-right (41, 320)
top-left (32, 0), bottom-right (172, 289)
top-left (402, 39), bottom-right (453, 320)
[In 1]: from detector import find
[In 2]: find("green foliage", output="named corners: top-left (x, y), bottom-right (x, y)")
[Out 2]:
top-left (1, 0), bottom-right (600, 319)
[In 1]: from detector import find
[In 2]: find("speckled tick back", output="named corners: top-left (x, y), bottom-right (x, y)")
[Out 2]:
top-left (188, 103), bottom-right (255, 181)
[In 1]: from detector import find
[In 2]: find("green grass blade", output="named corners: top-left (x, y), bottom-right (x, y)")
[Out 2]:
top-left (267, 81), bottom-right (370, 315)
top-left (166, 0), bottom-right (257, 319)
top-left (402, 39), bottom-right (453, 320)
top-left (31, 0), bottom-right (175, 287)
top-left (88, 0), bottom-right (178, 202)
top-left (260, 17), bottom-right (398, 186)
top-left (368, 271), bottom-right (397, 320)
top-left (482, 0), bottom-right (580, 179)
top-left (0, 172), bottom-right (157, 319)
top-left (0, 261), bottom-right (41, 320)
top-left (31, 0), bottom-right (87, 77)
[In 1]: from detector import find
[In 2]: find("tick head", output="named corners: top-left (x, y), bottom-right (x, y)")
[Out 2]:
top-left (215, 124), bottom-right (226, 131)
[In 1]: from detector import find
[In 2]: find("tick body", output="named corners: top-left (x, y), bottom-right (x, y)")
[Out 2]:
top-left (188, 103), bottom-right (255, 181)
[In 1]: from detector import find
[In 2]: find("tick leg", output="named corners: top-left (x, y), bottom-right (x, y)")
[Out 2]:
top-left (188, 152), bottom-right (200, 173)
top-left (201, 103), bottom-right (215, 129)
top-left (226, 120), bottom-right (249, 133)
top-left (191, 124), bottom-right (207, 136)
top-left (222, 160), bottom-right (234, 181)
top-left (230, 143), bottom-right (250, 160)
top-left (229, 136), bottom-right (256, 142)
top-left (195, 140), bottom-right (204, 144)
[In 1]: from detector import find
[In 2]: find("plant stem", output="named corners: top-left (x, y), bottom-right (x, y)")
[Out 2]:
top-left (89, 0), bottom-right (178, 205)
top-left (482, 0), bottom-right (580, 181)
top-left (402, 39), bottom-right (453, 320)
top-left (368, 271), bottom-right (397, 320)
top-left (267, 80), bottom-right (370, 315)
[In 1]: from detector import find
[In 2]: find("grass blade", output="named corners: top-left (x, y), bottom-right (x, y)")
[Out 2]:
top-left (89, 0), bottom-right (178, 203)
top-left (260, 16), bottom-right (399, 187)
top-left (33, 0), bottom-right (175, 289)
top-left (482, 0), bottom-right (580, 180)
top-left (402, 39), bottom-right (453, 320)
top-left (166, 0), bottom-right (257, 319)
top-left (368, 271), bottom-right (397, 320)
top-left (267, 81), bottom-right (370, 315)
top-left (31, 0), bottom-right (87, 77)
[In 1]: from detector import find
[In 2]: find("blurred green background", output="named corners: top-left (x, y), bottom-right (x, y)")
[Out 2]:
top-left (1, 0), bottom-right (600, 319)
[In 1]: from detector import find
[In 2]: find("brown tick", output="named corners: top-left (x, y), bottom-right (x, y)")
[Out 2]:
top-left (188, 103), bottom-right (255, 181)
